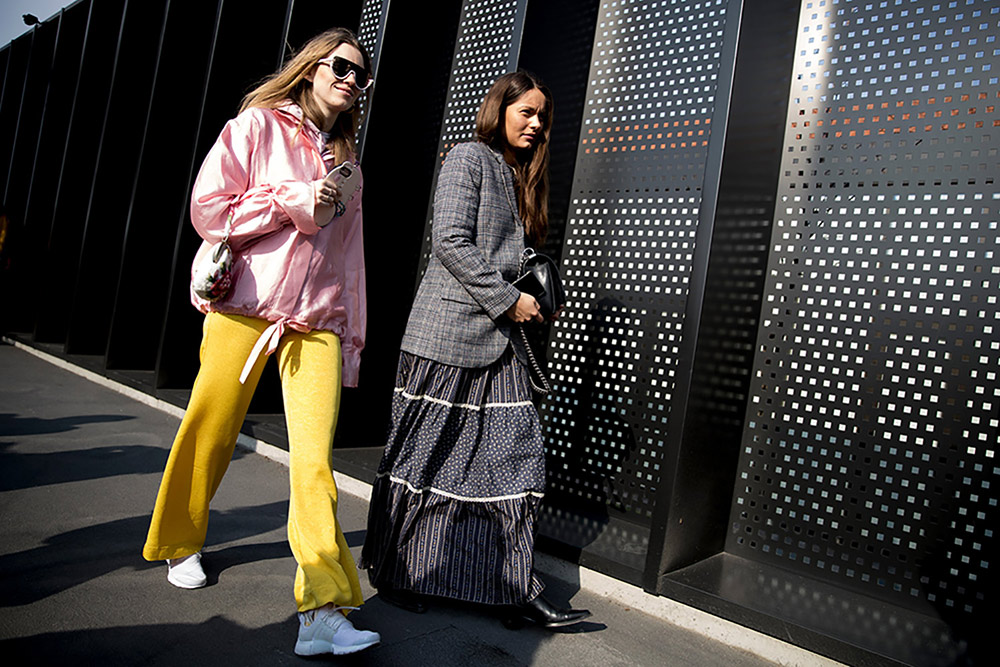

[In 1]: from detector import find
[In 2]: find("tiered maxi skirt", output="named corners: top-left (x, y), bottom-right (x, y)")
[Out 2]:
top-left (360, 348), bottom-right (546, 605)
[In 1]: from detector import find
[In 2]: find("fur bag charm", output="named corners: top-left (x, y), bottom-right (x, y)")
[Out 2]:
top-left (192, 213), bottom-right (234, 302)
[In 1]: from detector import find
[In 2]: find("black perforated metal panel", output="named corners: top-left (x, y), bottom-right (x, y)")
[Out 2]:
top-left (731, 0), bottom-right (999, 621)
top-left (537, 0), bottom-right (732, 575)
top-left (357, 0), bottom-right (384, 59)
top-left (414, 0), bottom-right (528, 274)
top-left (355, 0), bottom-right (387, 155)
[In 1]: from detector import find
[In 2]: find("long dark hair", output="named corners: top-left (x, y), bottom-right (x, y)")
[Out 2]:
top-left (475, 71), bottom-right (553, 245)
top-left (240, 28), bottom-right (371, 164)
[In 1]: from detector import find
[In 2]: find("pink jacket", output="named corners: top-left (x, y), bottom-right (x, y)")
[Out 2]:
top-left (189, 104), bottom-right (366, 387)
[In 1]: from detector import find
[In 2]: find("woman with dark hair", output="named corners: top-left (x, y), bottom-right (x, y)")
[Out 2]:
top-left (360, 71), bottom-right (590, 628)
top-left (142, 28), bottom-right (380, 656)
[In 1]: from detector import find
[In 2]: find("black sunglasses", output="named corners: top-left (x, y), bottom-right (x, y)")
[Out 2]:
top-left (318, 56), bottom-right (373, 90)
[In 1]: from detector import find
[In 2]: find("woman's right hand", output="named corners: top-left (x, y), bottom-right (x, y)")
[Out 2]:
top-left (313, 176), bottom-right (343, 227)
top-left (507, 292), bottom-right (543, 323)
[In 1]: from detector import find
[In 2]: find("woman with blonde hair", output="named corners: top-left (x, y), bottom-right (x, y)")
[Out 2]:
top-left (142, 27), bottom-right (379, 656)
top-left (361, 71), bottom-right (590, 629)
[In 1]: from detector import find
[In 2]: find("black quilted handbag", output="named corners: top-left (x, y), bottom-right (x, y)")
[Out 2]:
top-left (513, 248), bottom-right (566, 319)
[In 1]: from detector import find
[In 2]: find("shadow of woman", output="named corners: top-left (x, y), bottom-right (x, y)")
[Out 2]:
top-left (0, 615), bottom-right (299, 666)
top-left (916, 471), bottom-right (998, 667)
top-left (0, 441), bottom-right (166, 492)
top-left (0, 412), bottom-right (135, 436)
top-left (535, 297), bottom-right (644, 600)
top-left (0, 500), bottom-right (291, 607)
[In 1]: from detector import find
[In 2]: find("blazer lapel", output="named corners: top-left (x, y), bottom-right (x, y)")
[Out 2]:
top-left (487, 145), bottom-right (521, 223)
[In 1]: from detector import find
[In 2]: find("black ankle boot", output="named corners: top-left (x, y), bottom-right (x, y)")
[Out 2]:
top-left (379, 587), bottom-right (428, 614)
top-left (513, 594), bottom-right (590, 628)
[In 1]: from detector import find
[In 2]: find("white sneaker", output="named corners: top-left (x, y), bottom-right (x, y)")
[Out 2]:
top-left (166, 552), bottom-right (207, 589)
top-left (294, 605), bottom-right (380, 656)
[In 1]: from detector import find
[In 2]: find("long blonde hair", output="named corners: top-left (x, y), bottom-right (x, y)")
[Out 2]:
top-left (475, 71), bottom-right (553, 245)
top-left (241, 28), bottom-right (371, 164)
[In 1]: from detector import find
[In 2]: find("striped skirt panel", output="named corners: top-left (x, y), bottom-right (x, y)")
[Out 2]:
top-left (360, 349), bottom-right (546, 605)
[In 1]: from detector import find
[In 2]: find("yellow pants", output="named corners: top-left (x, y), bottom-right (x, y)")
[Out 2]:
top-left (142, 312), bottom-right (364, 612)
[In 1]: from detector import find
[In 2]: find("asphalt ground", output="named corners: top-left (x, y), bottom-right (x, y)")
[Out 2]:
top-left (0, 342), bottom-right (829, 666)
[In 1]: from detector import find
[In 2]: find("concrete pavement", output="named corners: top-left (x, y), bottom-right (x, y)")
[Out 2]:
top-left (0, 342), bottom-right (836, 665)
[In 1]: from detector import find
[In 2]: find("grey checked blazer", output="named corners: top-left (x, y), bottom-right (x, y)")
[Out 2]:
top-left (400, 141), bottom-right (525, 368)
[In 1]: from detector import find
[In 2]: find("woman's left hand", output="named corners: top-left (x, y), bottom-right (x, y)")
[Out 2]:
top-left (313, 177), bottom-right (343, 227)
top-left (507, 293), bottom-right (543, 323)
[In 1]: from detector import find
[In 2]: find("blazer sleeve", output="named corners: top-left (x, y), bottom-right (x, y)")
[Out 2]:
top-left (190, 110), bottom-right (320, 253)
top-left (432, 145), bottom-right (520, 320)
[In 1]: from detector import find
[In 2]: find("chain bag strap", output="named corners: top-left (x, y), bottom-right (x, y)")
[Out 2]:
top-left (514, 248), bottom-right (566, 395)
top-left (518, 325), bottom-right (553, 394)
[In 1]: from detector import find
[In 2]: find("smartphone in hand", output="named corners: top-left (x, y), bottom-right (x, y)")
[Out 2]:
top-left (326, 161), bottom-right (362, 201)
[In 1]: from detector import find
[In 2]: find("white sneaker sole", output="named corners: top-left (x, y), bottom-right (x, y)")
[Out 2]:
top-left (293, 637), bottom-right (379, 656)
top-left (166, 571), bottom-right (206, 589)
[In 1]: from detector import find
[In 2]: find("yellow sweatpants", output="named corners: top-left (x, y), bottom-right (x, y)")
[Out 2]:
top-left (142, 312), bottom-right (364, 612)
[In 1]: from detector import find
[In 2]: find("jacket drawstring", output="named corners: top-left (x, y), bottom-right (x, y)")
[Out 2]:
top-left (239, 318), bottom-right (311, 384)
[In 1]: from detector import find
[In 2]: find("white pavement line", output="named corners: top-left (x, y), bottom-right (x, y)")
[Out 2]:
top-left (6, 337), bottom-right (843, 667)
top-left (4, 337), bottom-right (188, 420)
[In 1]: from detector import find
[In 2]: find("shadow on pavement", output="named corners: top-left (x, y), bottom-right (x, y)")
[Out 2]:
top-left (0, 412), bottom-right (135, 436)
top-left (0, 442), bottom-right (168, 491)
top-left (0, 615), bottom-right (303, 666)
top-left (0, 607), bottom-right (587, 666)
top-left (0, 501), bottom-right (292, 607)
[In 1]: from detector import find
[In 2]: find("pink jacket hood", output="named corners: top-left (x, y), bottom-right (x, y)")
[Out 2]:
top-left (189, 103), bottom-right (366, 386)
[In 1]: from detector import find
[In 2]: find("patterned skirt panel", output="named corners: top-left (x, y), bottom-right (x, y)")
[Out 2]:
top-left (360, 349), bottom-right (546, 605)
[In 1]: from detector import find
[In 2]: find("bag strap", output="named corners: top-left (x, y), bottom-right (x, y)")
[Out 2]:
top-left (519, 247), bottom-right (535, 274)
top-left (518, 324), bottom-right (552, 395)
top-left (209, 212), bottom-right (235, 263)
top-left (222, 211), bottom-right (233, 243)
top-left (517, 247), bottom-right (552, 395)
